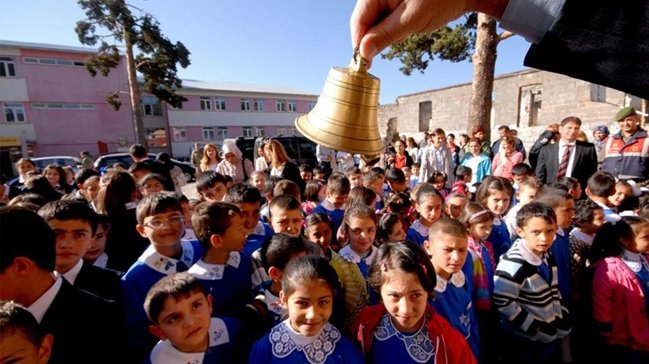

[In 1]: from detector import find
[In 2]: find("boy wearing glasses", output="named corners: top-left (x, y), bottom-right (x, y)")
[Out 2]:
top-left (121, 192), bottom-right (203, 362)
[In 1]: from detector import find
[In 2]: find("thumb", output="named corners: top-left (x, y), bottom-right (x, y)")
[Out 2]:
top-left (357, 3), bottom-right (410, 60)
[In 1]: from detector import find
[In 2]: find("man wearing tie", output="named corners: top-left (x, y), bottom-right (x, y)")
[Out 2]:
top-left (535, 116), bottom-right (597, 190)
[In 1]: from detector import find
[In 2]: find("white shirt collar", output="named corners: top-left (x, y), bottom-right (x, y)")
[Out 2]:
top-left (517, 239), bottom-right (547, 266)
top-left (92, 253), bottom-right (109, 269)
top-left (187, 252), bottom-right (241, 280)
top-left (339, 244), bottom-right (377, 265)
top-left (27, 275), bottom-right (63, 323)
top-left (149, 317), bottom-right (230, 364)
top-left (269, 320), bottom-right (341, 364)
top-left (410, 220), bottom-right (430, 237)
top-left (621, 249), bottom-right (649, 273)
top-left (560, 140), bottom-right (576, 147)
top-left (319, 199), bottom-right (337, 212)
top-left (556, 227), bottom-right (566, 237)
top-left (60, 259), bottom-right (84, 285)
top-left (435, 271), bottom-right (466, 293)
top-left (139, 240), bottom-right (196, 274)
top-left (251, 221), bottom-right (266, 236)
top-left (569, 228), bottom-right (594, 246)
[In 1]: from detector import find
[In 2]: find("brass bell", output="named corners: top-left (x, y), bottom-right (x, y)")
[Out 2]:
top-left (295, 53), bottom-right (384, 163)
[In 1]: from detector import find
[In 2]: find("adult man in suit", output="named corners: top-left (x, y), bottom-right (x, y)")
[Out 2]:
top-left (0, 208), bottom-right (123, 364)
top-left (534, 116), bottom-right (597, 190)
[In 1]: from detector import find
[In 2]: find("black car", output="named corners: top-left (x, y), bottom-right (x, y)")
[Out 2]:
top-left (93, 153), bottom-right (196, 182)
top-left (235, 135), bottom-right (317, 168)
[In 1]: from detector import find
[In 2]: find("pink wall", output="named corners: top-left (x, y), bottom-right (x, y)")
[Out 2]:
top-left (181, 94), bottom-right (313, 113)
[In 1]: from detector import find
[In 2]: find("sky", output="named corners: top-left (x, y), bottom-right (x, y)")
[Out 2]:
top-left (0, 0), bottom-right (532, 104)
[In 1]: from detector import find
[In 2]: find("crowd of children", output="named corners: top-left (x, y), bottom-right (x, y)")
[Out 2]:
top-left (1, 136), bottom-right (649, 364)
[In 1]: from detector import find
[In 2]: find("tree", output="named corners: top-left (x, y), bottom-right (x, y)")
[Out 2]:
top-left (75, 0), bottom-right (190, 145)
top-left (383, 13), bottom-right (512, 142)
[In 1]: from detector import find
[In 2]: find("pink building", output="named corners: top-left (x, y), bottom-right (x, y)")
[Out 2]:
top-left (0, 40), bottom-right (318, 166)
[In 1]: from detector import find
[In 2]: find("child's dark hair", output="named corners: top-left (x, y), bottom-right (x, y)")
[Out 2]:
top-left (128, 161), bottom-right (154, 175)
top-left (586, 171), bottom-right (616, 197)
top-left (534, 186), bottom-right (571, 210)
top-left (261, 233), bottom-right (307, 271)
top-left (346, 166), bottom-right (362, 177)
top-left (386, 192), bottom-right (412, 214)
top-left (312, 165), bottom-right (326, 178)
top-left (411, 162), bottom-right (420, 170)
top-left (363, 168), bottom-right (384, 185)
top-left (299, 163), bottom-right (312, 173)
top-left (139, 173), bottom-right (167, 188)
top-left (588, 216), bottom-right (649, 263)
top-left (517, 176), bottom-right (542, 191)
top-left (38, 199), bottom-right (99, 235)
top-left (273, 179), bottom-right (301, 201)
top-left (618, 196), bottom-right (640, 214)
top-left (327, 173), bottom-right (351, 195)
top-left (264, 175), bottom-right (283, 196)
top-left (129, 144), bottom-right (148, 159)
top-left (281, 255), bottom-right (339, 298)
top-left (223, 174), bottom-right (233, 186)
top-left (346, 186), bottom-right (376, 208)
top-left (385, 168), bottom-right (406, 184)
top-left (459, 202), bottom-right (494, 226)
top-left (75, 168), bottom-right (100, 185)
top-left (223, 183), bottom-right (262, 205)
top-left (574, 199), bottom-right (602, 224)
top-left (7, 193), bottom-right (47, 210)
top-left (638, 196), bottom-right (649, 220)
top-left (427, 171), bottom-right (447, 184)
top-left (143, 272), bottom-right (207, 324)
top-left (368, 241), bottom-right (437, 296)
top-left (377, 213), bottom-right (401, 243)
top-left (0, 207), bottom-right (56, 272)
top-left (516, 202), bottom-right (557, 229)
top-left (268, 194), bottom-right (301, 216)
top-left (429, 217), bottom-right (468, 240)
top-left (344, 203), bottom-right (377, 227)
top-left (135, 192), bottom-right (182, 224)
top-left (476, 176), bottom-right (513, 207)
top-left (303, 179), bottom-right (325, 203)
top-left (0, 300), bottom-right (47, 345)
top-left (455, 166), bottom-right (472, 180)
top-left (195, 171), bottom-right (227, 191)
top-left (305, 212), bottom-right (333, 230)
top-left (191, 201), bottom-right (241, 251)
top-left (414, 183), bottom-right (443, 204)
top-left (555, 176), bottom-right (580, 191)
top-left (511, 163), bottom-right (533, 177)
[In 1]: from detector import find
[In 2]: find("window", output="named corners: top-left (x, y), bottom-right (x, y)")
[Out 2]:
top-left (277, 127), bottom-right (296, 136)
top-left (276, 100), bottom-right (286, 112)
top-left (173, 127), bottom-right (187, 141)
top-left (31, 103), bottom-right (95, 110)
top-left (288, 100), bottom-right (297, 112)
top-left (200, 97), bottom-right (212, 111)
top-left (518, 85), bottom-right (542, 127)
top-left (146, 128), bottom-right (167, 147)
top-left (254, 127), bottom-right (265, 137)
top-left (142, 96), bottom-right (162, 116)
top-left (240, 98), bottom-right (251, 111)
top-left (215, 97), bottom-right (226, 110)
top-left (243, 127), bottom-right (253, 137)
top-left (202, 127), bottom-right (214, 140)
top-left (4, 103), bottom-right (25, 123)
top-left (308, 101), bottom-right (316, 111)
top-left (217, 127), bottom-right (228, 140)
top-left (23, 57), bottom-right (84, 67)
top-left (0, 57), bottom-right (16, 77)
top-left (254, 99), bottom-right (264, 111)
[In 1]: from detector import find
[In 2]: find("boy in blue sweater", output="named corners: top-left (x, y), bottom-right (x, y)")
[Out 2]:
top-left (223, 183), bottom-right (273, 258)
top-left (121, 192), bottom-right (203, 361)
top-left (312, 172), bottom-right (350, 236)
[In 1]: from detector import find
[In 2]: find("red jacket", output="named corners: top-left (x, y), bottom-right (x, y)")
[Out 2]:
top-left (353, 304), bottom-right (477, 364)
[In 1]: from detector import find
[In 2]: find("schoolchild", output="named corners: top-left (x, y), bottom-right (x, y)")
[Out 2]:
top-left (493, 203), bottom-right (571, 364)
top-left (587, 217), bottom-right (649, 363)
top-left (177, 193), bottom-right (197, 241)
top-left (428, 170), bottom-right (449, 199)
top-left (346, 186), bottom-right (378, 211)
top-left (223, 183), bottom-right (274, 257)
top-left (346, 166), bottom-right (364, 188)
top-left (353, 241), bottom-right (476, 364)
top-left (402, 166), bottom-right (413, 188)
top-left (383, 192), bottom-right (414, 231)
top-left (570, 199), bottom-right (605, 247)
top-left (385, 167), bottom-right (408, 195)
top-left (139, 173), bottom-right (167, 197)
top-left (260, 175), bottom-right (282, 221)
top-left (7, 157), bottom-right (36, 188)
top-left (195, 171), bottom-right (228, 202)
top-left (377, 212), bottom-right (406, 245)
top-left (330, 204), bottom-right (379, 332)
top-left (305, 212), bottom-right (335, 257)
top-left (363, 168), bottom-right (386, 211)
top-left (460, 138), bottom-right (491, 186)
top-left (121, 192), bottom-right (203, 359)
top-left (504, 176), bottom-right (541, 242)
top-left (313, 165), bottom-right (328, 181)
top-left (0, 300), bottom-right (53, 364)
top-left (188, 201), bottom-right (252, 317)
top-left (273, 179), bottom-right (302, 203)
top-left (475, 176), bottom-right (513, 264)
top-left (312, 172), bottom-right (351, 238)
top-left (443, 192), bottom-right (468, 219)
top-left (406, 183), bottom-right (443, 247)
top-left (584, 171), bottom-right (617, 218)
top-left (451, 166), bottom-right (472, 196)
top-left (38, 200), bottom-right (121, 302)
top-left (249, 170), bottom-right (267, 195)
top-left (299, 163), bottom-right (314, 182)
top-left (424, 218), bottom-right (480, 360)
top-left (302, 179), bottom-right (326, 216)
top-left (608, 179), bottom-right (633, 210)
top-left (555, 176), bottom-right (583, 201)
top-left (143, 273), bottom-right (241, 364)
top-left (410, 162), bottom-right (421, 188)
top-left (83, 214), bottom-right (111, 268)
top-left (249, 255), bottom-right (363, 363)
top-left (510, 162), bottom-right (533, 191)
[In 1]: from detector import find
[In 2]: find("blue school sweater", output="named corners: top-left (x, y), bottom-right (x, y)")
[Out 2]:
top-left (147, 317), bottom-right (240, 364)
top-left (406, 219), bottom-right (429, 247)
top-left (188, 251), bottom-right (252, 316)
top-left (550, 228), bottom-right (571, 309)
top-left (487, 217), bottom-right (512, 264)
top-left (431, 271), bottom-right (480, 360)
top-left (121, 240), bottom-right (203, 350)
top-left (312, 200), bottom-right (345, 238)
top-left (243, 221), bottom-right (274, 257)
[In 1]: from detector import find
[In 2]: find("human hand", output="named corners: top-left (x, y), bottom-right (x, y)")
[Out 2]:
top-left (350, 0), bottom-right (510, 61)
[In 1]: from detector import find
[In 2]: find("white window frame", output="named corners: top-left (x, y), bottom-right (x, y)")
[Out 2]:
top-left (4, 103), bottom-right (26, 123)
top-left (308, 101), bottom-right (316, 111)
top-left (142, 96), bottom-right (162, 116)
top-left (242, 127), bottom-right (253, 137)
top-left (217, 127), bottom-right (228, 140)
top-left (253, 99), bottom-right (264, 111)
top-left (23, 57), bottom-right (84, 67)
top-left (31, 103), bottom-right (95, 110)
top-left (287, 100), bottom-right (297, 112)
top-left (0, 57), bottom-right (16, 77)
top-left (276, 100), bottom-right (286, 112)
top-left (202, 127), bottom-right (214, 140)
top-left (254, 127), bottom-right (265, 137)
top-left (240, 98), bottom-right (251, 111)
top-left (200, 97), bottom-right (212, 111)
top-left (215, 97), bottom-right (226, 110)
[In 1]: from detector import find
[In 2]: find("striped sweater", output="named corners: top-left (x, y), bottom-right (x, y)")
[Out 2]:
top-left (493, 241), bottom-right (571, 343)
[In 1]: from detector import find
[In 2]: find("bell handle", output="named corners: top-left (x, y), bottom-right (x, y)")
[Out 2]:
top-left (350, 47), bottom-right (368, 74)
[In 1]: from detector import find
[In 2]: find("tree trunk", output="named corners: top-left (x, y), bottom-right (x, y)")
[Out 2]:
top-left (124, 33), bottom-right (146, 146)
top-left (468, 13), bottom-right (499, 143)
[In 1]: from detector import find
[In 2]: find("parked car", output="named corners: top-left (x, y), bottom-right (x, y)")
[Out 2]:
top-left (94, 153), bottom-right (196, 182)
top-left (234, 135), bottom-right (318, 168)
top-left (32, 156), bottom-right (82, 172)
